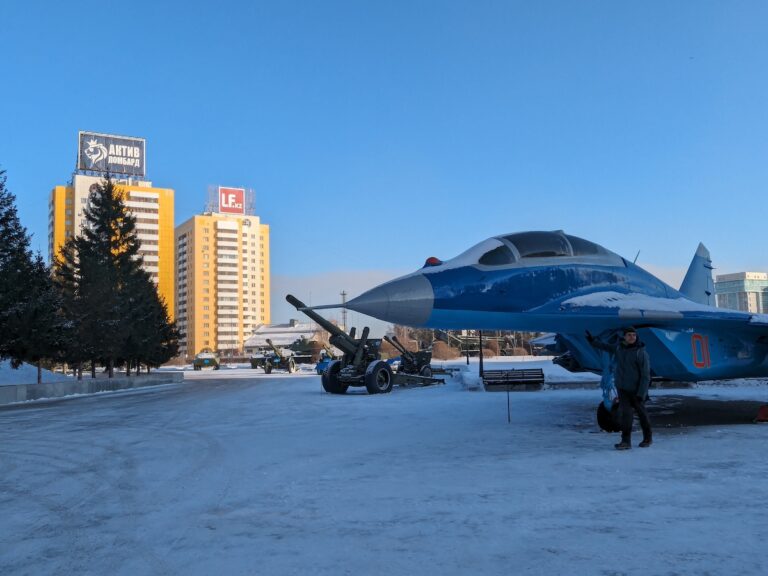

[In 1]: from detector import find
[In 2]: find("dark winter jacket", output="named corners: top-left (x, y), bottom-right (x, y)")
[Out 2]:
top-left (590, 338), bottom-right (651, 398)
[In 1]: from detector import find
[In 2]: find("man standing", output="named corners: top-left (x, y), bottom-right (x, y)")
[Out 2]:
top-left (587, 327), bottom-right (652, 450)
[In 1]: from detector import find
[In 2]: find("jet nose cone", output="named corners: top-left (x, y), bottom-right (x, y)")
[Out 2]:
top-left (347, 274), bottom-right (434, 326)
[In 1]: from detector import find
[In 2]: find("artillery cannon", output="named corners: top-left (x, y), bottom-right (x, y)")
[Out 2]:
top-left (287, 295), bottom-right (443, 394)
top-left (314, 345), bottom-right (338, 375)
top-left (286, 295), bottom-right (389, 393)
top-left (250, 338), bottom-right (300, 374)
top-left (383, 335), bottom-right (433, 377)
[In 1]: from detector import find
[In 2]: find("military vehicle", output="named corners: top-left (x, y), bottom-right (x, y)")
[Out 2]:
top-left (250, 339), bottom-right (310, 373)
top-left (383, 335), bottom-right (434, 377)
top-left (193, 348), bottom-right (220, 371)
top-left (286, 295), bottom-right (443, 394)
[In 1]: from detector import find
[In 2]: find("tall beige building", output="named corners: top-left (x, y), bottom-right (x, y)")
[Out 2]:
top-left (175, 188), bottom-right (270, 357)
top-left (49, 131), bottom-right (175, 316)
top-left (48, 173), bottom-right (175, 316)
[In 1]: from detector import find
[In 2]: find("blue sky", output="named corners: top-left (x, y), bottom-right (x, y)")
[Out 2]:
top-left (2, 1), bottom-right (767, 323)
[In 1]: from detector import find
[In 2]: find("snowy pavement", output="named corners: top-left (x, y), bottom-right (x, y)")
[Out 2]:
top-left (1, 368), bottom-right (767, 576)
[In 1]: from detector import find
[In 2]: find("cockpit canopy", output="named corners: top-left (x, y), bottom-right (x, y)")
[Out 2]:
top-left (426, 231), bottom-right (624, 271)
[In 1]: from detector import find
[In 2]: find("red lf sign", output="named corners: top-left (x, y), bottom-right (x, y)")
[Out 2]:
top-left (219, 187), bottom-right (245, 214)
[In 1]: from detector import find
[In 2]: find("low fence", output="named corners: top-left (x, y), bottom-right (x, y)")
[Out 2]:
top-left (0, 372), bottom-right (184, 406)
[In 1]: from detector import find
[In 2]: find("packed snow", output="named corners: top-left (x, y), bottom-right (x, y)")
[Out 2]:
top-left (0, 360), bottom-right (70, 386)
top-left (562, 290), bottom-right (716, 312)
top-left (1, 360), bottom-right (767, 575)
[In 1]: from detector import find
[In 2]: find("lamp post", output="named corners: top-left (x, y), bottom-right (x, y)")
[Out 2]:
top-left (478, 330), bottom-right (484, 378)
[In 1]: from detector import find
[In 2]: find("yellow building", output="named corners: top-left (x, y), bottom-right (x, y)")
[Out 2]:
top-left (175, 202), bottom-right (270, 358)
top-left (47, 174), bottom-right (175, 316)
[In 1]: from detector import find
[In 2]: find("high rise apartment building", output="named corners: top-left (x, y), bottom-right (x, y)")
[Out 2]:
top-left (715, 272), bottom-right (768, 313)
top-left (175, 189), bottom-right (270, 357)
top-left (48, 174), bottom-right (175, 315)
top-left (48, 131), bottom-right (175, 316)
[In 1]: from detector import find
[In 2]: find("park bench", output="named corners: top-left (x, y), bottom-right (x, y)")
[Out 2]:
top-left (482, 368), bottom-right (545, 391)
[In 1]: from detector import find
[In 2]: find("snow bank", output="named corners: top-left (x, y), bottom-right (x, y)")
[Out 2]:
top-left (443, 356), bottom-right (601, 389)
top-left (0, 361), bottom-right (70, 386)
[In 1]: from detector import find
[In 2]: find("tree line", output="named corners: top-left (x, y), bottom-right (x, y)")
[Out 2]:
top-left (0, 169), bottom-right (179, 382)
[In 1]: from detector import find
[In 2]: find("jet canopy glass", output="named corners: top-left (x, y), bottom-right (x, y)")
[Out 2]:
top-left (436, 231), bottom-right (623, 270)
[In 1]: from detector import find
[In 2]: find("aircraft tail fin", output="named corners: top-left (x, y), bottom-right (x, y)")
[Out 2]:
top-left (679, 243), bottom-right (715, 306)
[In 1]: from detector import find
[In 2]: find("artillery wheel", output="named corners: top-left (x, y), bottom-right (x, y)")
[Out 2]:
top-left (365, 361), bottom-right (393, 394)
top-left (287, 358), bottom-right (296, 373)
top-left (596, 402), bottom-right (621, 433)
top-left (322, 360), bottom-right (348, 394)
top-left (264, 361), bottom-right (273, 375)
top-left (419, 365), bottom-right (433, 378)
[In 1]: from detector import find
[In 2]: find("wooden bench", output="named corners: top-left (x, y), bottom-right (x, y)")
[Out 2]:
top-left (482, 368), bottom-right (545, 391)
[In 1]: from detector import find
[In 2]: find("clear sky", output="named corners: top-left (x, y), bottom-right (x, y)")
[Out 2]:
top-left (2, 1), bottom-right (767, 325)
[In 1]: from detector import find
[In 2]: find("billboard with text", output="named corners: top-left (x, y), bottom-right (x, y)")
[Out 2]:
top-left (218, 187), bottom-right (245, 214)
top-left (78, 131), bottom-right (146, 177)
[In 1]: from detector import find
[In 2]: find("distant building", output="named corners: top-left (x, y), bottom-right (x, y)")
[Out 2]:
top-left (714, 272), bottom-right (768, 313)
top-left (243, 320), bottom-right (318, 355)
top-left (48, 132), bottom-right (175, 316)
top-left (174, 187), bottom-right (270, 357)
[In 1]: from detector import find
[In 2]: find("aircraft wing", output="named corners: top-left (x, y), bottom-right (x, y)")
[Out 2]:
top-left (542, 291), bottom-right (768, 382)
top-left (547, 290), bottom-right (767, 333)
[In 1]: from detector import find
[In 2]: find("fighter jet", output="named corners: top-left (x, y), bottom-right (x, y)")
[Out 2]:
top-left (339, 230), bottom-right (768, 383)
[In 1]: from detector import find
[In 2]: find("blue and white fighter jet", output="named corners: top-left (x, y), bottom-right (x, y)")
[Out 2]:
top-left (337, 231), bottom-right (768, 385)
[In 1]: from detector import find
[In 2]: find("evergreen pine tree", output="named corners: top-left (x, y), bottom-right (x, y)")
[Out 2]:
top-left (14, 254), bottom-right (65, 383)
top-left (123, 270), bottom-right (180, 372)
top-left (54, 174), bottom-right (179, 376)
top-left (75, 175), bottom-right (144, 376)
top-left (0, 169), bottom-right (35, 368)
top-left (53, 239), bottom-right (101, 378)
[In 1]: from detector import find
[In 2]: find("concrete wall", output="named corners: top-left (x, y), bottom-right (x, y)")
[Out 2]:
top-left (0, 373), bottom-right (184, 406)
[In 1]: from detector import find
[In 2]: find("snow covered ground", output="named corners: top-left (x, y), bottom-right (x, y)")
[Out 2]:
top-left (0, 360), bottom-right (70, 386)
top-left (1, 364), bottom-right (767, 575)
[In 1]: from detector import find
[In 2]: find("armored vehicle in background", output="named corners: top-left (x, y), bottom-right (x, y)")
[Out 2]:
top-left (193, 349), bottom-right (220, 371)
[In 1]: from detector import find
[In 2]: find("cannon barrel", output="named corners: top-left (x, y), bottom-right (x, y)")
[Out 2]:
top-left (389, 335), bottom-right (416, 362)
top-left (265, 338), bottom-right (283, 359)
top-left (286, 294), bottom-right (358, 356)
top-left (383, 335), bottom-right (400, 352)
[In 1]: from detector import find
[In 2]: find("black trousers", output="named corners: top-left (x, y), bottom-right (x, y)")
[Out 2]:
top-left (617, 389), bottom-right (652, 443)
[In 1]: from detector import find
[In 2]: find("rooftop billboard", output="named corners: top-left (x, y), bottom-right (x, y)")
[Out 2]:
top-left (218, 187), bottom-right (245, 214)
top-left (78, 131), bottom-right (146, 177)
